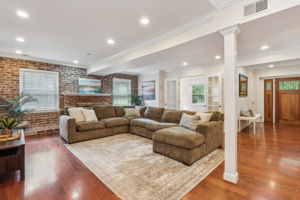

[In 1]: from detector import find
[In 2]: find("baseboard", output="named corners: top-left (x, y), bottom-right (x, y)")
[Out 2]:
top-left (223, 171), bottom-right (239, 184)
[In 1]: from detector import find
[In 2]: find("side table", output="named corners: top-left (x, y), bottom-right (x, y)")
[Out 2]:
top-left (0, 130), bottom-right (25, 180)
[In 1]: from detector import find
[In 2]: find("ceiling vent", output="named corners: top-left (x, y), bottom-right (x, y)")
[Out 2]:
top-left (244, 0), bottom-right (269, 16)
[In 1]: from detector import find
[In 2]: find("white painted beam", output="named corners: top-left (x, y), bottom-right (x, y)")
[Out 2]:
top-left (88, 0), bottom-right (300, 75)
top-left (220, 24), bottom-right (241, 184)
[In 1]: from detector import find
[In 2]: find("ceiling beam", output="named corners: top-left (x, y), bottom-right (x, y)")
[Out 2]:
top-left (88, 0), bottom-right (300, 75)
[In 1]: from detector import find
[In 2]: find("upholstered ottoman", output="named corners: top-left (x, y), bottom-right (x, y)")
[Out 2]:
top-left (152, 126), bottom-right (207, 165)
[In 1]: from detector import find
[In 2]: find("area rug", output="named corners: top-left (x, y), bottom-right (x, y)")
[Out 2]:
top-left (66, 133), bottom-right (224, 200)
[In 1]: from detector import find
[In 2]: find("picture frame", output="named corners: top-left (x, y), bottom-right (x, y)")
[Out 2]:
top-left (239, 74), bottom-right (248, 97)
top-left (142, 81), bottom-right (155, 100)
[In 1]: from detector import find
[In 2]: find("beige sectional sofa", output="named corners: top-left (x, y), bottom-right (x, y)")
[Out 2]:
top-left (60, 105), bottom-right (223, 165)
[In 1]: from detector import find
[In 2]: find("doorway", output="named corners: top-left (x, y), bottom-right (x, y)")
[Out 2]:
top-left (264, 79), bottom-right (273, 123)
top-left (275, 77), bottom-right (300, 124)
top-left (264, 77), bottom-right (300, 124)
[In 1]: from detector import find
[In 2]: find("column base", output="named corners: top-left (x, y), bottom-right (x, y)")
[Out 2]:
top-left (223, 172), bottom-right (239, 184)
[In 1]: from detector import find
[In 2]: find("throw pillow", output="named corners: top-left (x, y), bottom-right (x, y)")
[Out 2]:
top-left (124, 108), bottom-right (141, 117)
top-left (241, 109), bottom-right (254, 117)
top-left (68, 107), bottom-right (85, 122)
top-left (179, 113), bottom-right (200, 131)
top-left (82, 109), bottom-right (98, 122)
top-left (195, 111), bottom-right (213, 122)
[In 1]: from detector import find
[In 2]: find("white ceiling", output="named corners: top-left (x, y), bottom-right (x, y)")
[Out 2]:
top-left (117, 5), bottom-right (300, 74)
top-left (0, 0), bottom-right (221, 67)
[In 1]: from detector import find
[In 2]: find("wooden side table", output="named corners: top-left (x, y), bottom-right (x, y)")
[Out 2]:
top-left (0, 130), bottom-right (25, 180)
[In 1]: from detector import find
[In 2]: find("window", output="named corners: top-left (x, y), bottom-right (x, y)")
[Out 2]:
top-left (279, 80), bottom-right (299, 90)
top-left (192, 84), bottom-right (205, 104)
top-left (113, 78), bottom-right (132, 106)
top-left (20, 69), bottom-right (59, 111)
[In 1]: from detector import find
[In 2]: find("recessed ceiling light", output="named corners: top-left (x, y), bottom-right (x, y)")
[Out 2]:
top-left (215, 55), bottom-right (221, 60)
top-left (16, 10), bottom-right (29, 18)
top-left (15, 50), bottom-right (23, 54)
top-left (16, 37), bottom-right (25, 42)
top-left (182, 62), bottom-right (188, 66)
top-left (73, 60), bottom-right (79, 64)
top-left (140, 17), bottom-right (150, 25)
top-left (269, 64), bottom-right (274, 68)
top-left (107, 39), bottom-right (115, 45)
top-left (260, 45), bottom-right (269, 50)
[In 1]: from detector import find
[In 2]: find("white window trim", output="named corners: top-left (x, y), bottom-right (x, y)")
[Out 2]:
top-left (20, 68), bottom-right (59, 111)
top-left (191, 83), bottom-right (206, 105)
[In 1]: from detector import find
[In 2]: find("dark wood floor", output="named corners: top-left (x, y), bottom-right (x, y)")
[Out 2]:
top-left (0, 123), bottom-right (299, 200)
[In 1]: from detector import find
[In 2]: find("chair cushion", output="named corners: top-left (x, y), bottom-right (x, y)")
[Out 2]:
top-left (114, 106), bottom-right (135, 117)
top-left (93, 105), bottom-right (116, 120)
top-left (153, 126), bottom-right (205, 150)
top-left (144, 107), bottom-right (164, 122)
top-left (100, 117), bottom-right (129, 128)
top-left (161, 109), bottom-right (183, 124)
top-left (76, 121), bottom-right (105, 131)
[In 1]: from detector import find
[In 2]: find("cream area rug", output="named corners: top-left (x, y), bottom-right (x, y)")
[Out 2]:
top-left (66, 133), bottom-right (224, 200)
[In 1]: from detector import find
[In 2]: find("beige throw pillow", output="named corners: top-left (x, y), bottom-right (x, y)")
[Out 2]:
top-left (179, 113), bottom-right (200, 131)
top-left (68, 107), bottom-right (85, 122)
top-left (82, 109), bottom-right (98, 122)
top-left (124, 108), bottom-right (141, 117)
top-left (195, 111), bottom-right (213, 122)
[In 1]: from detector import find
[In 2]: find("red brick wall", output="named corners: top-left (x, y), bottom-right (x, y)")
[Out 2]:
top-left (0, 57), bottom-right (138, 135)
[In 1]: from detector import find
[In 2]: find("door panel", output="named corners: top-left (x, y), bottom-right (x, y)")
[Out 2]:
top-left (165, 79), bottom-right (177, 109)
top-left (264, 79), bottom-right (273, 123)
top-left (276, 77), bottom-right (300, 124)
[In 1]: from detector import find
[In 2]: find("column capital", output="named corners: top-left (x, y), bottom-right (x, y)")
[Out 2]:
top-left (219, 24), bottom-right (241, 36)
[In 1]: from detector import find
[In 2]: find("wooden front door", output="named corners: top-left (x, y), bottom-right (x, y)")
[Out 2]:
top-left (275, 77), bottom-right (300, 124)
top-left (264, 79), bottom-right (273, 123)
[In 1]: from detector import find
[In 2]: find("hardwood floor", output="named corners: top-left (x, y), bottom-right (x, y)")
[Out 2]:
top-left (0, 123), bottom-right (299, 200)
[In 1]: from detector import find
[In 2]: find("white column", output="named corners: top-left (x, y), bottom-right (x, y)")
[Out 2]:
top-left (219, 25), bottom-right (241, 184)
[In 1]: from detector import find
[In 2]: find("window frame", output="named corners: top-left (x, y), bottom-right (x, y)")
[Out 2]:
top-left (112, 78), bottom-right (132, 106)
top-left (19, 68), bottom-right (60, 111)
top-left (191, 83), bottom-right (206, 105)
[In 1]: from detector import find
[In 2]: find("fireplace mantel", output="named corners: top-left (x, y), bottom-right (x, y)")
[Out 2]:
top-left (61, 92), bottom-right (112, 97)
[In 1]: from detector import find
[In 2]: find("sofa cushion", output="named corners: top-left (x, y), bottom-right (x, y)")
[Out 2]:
top-left (93, 105), bottom-right (116, 120)
top-left (101, 117), bottom-right (129, 128)
top-left (210, 111), bottom-right (221, 121)
top-left (114, 106), bottom-right (135, 117)
top-left (144, 107), bottom-right (164, 122)
top-left (139, 107), bottom-right (147, 117)
top-left (153, 126), bottom-right (205, 150)
top-left (161, 109), bottom-right (183, 124)
top-left (146, 122), bottom-right (178, 131)
top-left (130, 118), bottom-right (157, 128)
top-left (76, 121), bottom-right (105, 131)
top-left (195, 111), bottom-right (213, 122)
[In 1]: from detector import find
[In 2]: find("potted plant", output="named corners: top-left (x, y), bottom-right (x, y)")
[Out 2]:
top-left (0, 93), bottom-right (37, 122)
top-left (0, 118), bottom-right (19, 135)
top-left (131, 95), bottom-right (144, 106)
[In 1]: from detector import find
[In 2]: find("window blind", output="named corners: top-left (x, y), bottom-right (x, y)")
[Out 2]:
top-left (20, 69), bottom-right (59, 110)
top-left (112, 78), bottom-right (132, 106)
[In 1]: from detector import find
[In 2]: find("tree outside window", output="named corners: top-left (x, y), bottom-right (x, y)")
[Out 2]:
top-left (192, 84), bottom-right (205, 104)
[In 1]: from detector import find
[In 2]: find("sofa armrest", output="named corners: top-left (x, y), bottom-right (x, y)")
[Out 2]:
top-left (196, 121), bottom-right (224, 153)
top-left (59, 115), bottom-right (76, 143)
